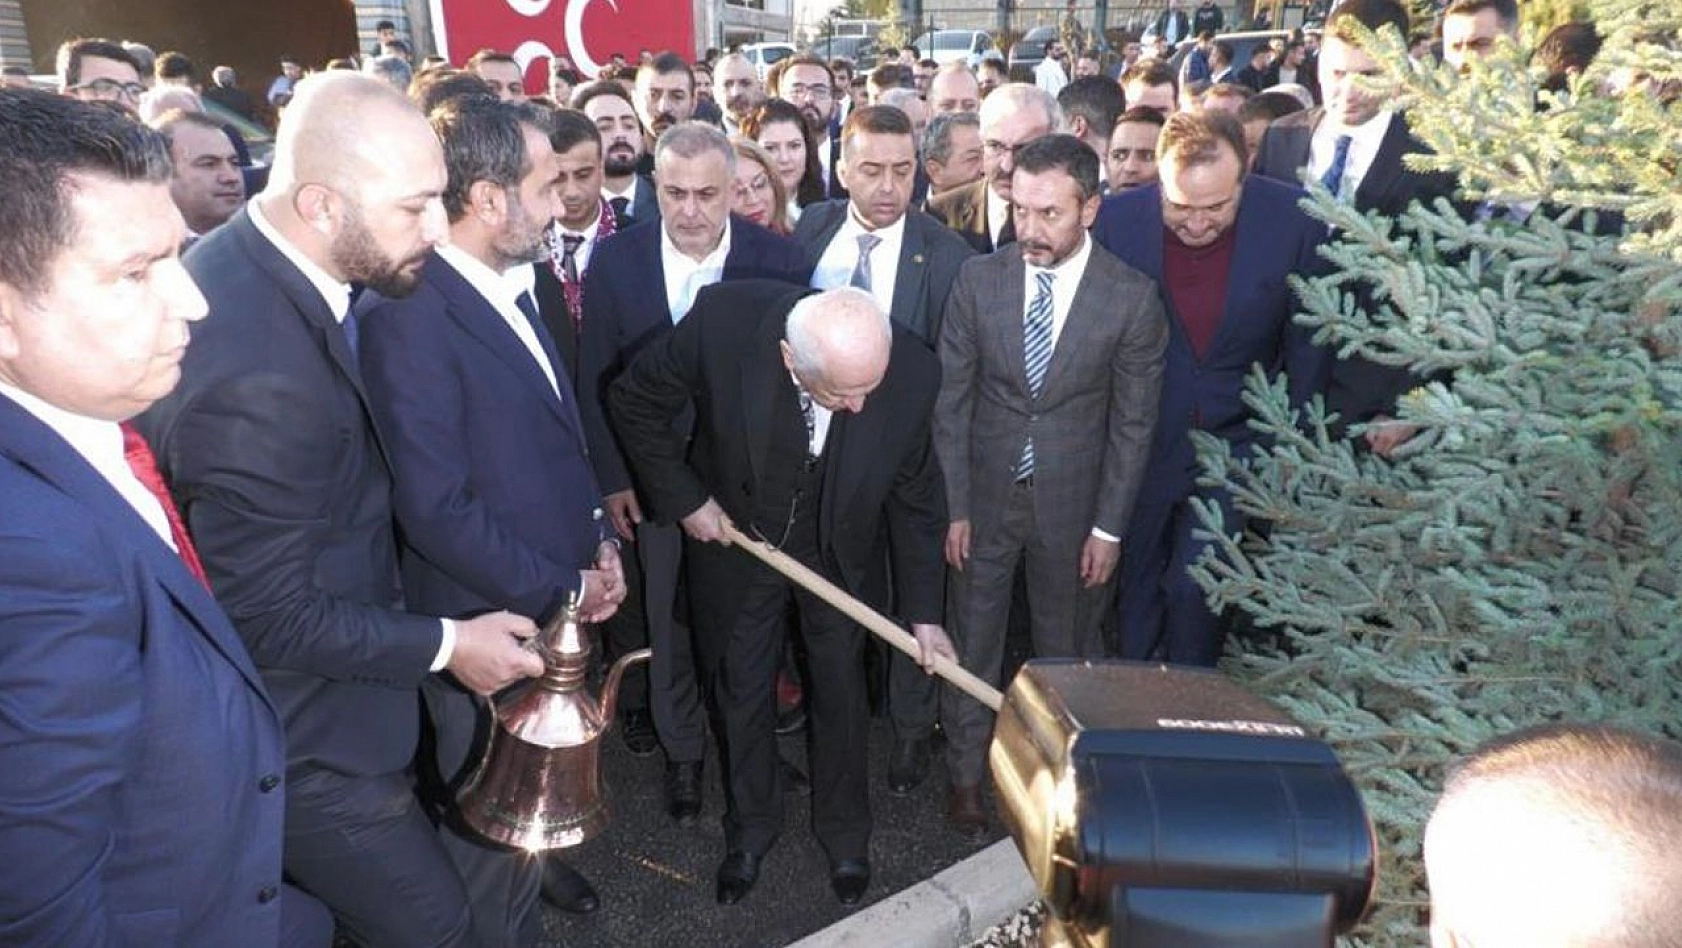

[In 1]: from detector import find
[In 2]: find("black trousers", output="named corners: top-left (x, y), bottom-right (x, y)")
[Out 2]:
top-left (695, 507), bottom-right (871, 864)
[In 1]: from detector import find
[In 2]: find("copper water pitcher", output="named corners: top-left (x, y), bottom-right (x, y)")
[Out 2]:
top-left (457, 597), bottom-right (651, 851)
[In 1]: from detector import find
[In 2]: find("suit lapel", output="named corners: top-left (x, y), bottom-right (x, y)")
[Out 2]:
top-left (0, 397), bottom-right (272, 703)
top-left (993, 250), bottom-right (1031, 397)
top-left (1356, 113), bottom-right (1409, 212)
top-left (429, 254), bottom-right (573, 428)
top-left (889, 219), bottom-right (929, 337)
top-left (1202, 192), bottom-right (1266, 364)
top-left (232, 210), bottom-right (366, 400)
top-left (1042, 246), bottom-right (1104, 395)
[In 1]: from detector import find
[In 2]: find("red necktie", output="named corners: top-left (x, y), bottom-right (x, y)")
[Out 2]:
top-left (120, 422), bottom-right (210, 588)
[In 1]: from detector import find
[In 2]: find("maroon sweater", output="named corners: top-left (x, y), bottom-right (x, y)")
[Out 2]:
top-left (1162, 224), bottom-right (1237, 360)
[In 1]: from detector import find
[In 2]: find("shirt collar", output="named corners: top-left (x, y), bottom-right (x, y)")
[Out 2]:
top-left (661, 218), bottom-right (733, 269)
top-left (841, 204), bottom-right (907, 245)
top-left (1326, 107), bottom-right (1394, 143)
top-left (247, 198), bottom-right (356, 324)
top-left (0, 380), bottom-right (125, 475)
top-left (986, 186), bottom-right (1011, 232)
top-left (435, 243), bottom-right (532, 308)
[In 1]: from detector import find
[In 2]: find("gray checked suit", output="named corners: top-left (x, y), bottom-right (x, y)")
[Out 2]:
top-left (933, 240), bottom-right (1168, 786)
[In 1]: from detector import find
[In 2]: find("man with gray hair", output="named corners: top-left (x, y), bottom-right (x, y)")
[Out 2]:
top-left (577, 122), bottom-right (810, 831)
top-left (203, 64), bottom-right (259, 121)
top-left (361, 54), bottom-right (413, 93)
top-left (923, 111), bottom-right (985, 199)
top-left (928, 82), bottom-right (1060, 252)
top-left (1425, 724), bottom-right (1682, 948)
top-left (712, 52), bottom-right (762, 135)
top-left (609, 280), bottom-right (951, 907)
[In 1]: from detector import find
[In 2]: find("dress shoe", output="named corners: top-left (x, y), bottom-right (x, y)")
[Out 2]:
top-left (885, 736), bottom-right (930, 796)
top-left (715, 850), bottom-right (761, 905)
top-left (666, 760), bottom-right (703, 824)
top-left (946, 782), bottom-right (989, 843)
top-left (620, 708), bottom-right (657, 757)
top-left (778, 756), bottom-right (811, 795)
top-left (829, 857), bottom-right (870, 906)
top-left (540, 858), bottom-right (600, 914)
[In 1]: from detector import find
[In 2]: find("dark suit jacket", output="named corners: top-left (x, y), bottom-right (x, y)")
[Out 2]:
top-left (927, 178), bottom-right (1009, 255)
top-left (576, 216), bottom-right (812, 496)
top-left (137, 208), bottom-right (441, 779)
top-left (1253, 108), bottom-right (1459, 220)
top-left (1093, 176), bottom-right (1330, 503)
top-left (0, 396), bottom-right (290, 946)
top-left (1253, 109), bottom-right (1461, 428)
top-left (534, 200), bottom-right (634, 384)
top-left (606, 280), bottom-right (946, 635)
top-left (357, 251), bottom-right (612, 626)
top-left (792, 201), bottom-right (976, 346)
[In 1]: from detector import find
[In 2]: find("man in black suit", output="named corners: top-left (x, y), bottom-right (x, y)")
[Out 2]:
top-left (136, 73), bottom-right (547, 946)
top-left (577, 123), bottom-right (811, 827)
top-left (536, 107), bottom-right (630, 381)
top-left (1252, 0), bottom-right (1459, 452)
top-left (777, 54), bottom-right (848, 200)
top-left (608, 282), bottom-right (954, 906)
top-left (576, 81), bottom-right (660, 225)
top-left (793, 105), bottom-right (972, 794)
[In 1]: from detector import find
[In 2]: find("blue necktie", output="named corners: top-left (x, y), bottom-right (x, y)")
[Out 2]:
top-left (1016, 271), bottom-right (1055, 480)
top-left (850, 233), bottom-right (881, 292)
top-left (1321, 134), bottom-right (1354, 198)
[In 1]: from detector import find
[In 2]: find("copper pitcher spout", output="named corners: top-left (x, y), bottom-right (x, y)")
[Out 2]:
top-left (456, 597), bottom-right (651, 852)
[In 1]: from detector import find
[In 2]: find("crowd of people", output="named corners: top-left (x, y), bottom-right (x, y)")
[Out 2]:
top-left (2, 0), bottom-right (1676, 945)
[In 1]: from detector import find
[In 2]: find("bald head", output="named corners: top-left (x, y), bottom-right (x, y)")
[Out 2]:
top-left (781, 288), bottom-right (892, 414)
top-left (267, 71), bottom-right (439, 196)
top-left (1425, 724), bottom-right (1682, 948)
top-left (928, 64), bottom-right (980, 115)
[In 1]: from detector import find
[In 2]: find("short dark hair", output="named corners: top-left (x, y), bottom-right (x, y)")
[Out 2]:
top-left (570, 79), bottom-right (634, 113)
top-left (1325, 0), bottom-right (1410, 44)
top-left (1157, 110), bottom-right (1249, 174)
top-left (1202, 81), bottom-right (1253, 104)
top-left (58, 38), bottom-right (141, 88)
top-left (868, 63), bottom-right (912, 90)
top-left (154, 51), bottom-right (196, 83)
top-left (1211, 40), bottom-right (1236, 66)
top-left (1443, 0), bottom-right (1519, 27)
top-left (841, 103), bottom-right (912, 152)
top-left (548, 106), bottom-right (602, 155)
top-left (1238, 89), bottom-right (1306, 124)
top-left (917, 58), bottom-right (939, 71)
top-left (828, 57), bottom-right (854, 79)
top-left (382, 39), bottom-right (411, 57)
top-left (639, 51), bottom-right (694, 92)
top-left (410, 68), bottom-right (495, 116)
top-left (1114, 104), bottom-right (1169, 130)
top-left (466, 49), bottom-right (518, 71)
top-left (430, 94), bottom-right (537, 222)
top-left (1535, 21), bottom-right (1602, 92)
top-left (0, 88), bottom-right (173, 296)
top-left (375, 18), bottom-right (396, 30)
top-left (1013, 133), bottom-right (1101, 202)
top-left (1057, 76), bottom-right (1125, 142)
top-left (1120, 58), bottom-right (1177, 98)
top-left (775, 53), bottom-right (834, 89)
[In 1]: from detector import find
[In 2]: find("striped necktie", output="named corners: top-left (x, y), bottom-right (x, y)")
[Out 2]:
top-left (1015, 271), bottom-right (1055, 480)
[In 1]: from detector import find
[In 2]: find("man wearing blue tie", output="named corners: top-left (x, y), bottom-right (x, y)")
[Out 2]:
top-left (356, 94), bottom-right (626, 937)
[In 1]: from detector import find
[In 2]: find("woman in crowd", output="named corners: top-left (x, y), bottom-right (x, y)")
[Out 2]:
top-left (730, 136), bottom-right (792, 234)
top-left (740, 98), bottom-right (823, 225)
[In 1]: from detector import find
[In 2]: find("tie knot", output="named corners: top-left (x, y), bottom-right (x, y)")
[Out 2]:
top-left (1034, 271), bottom-right (1055, 294)
top-left (857, 233), bottom-right (882, 255)
top-left (1333, 133), bottom-right (1353, 155)
top-left (562, 234), bottom-right (585, 253)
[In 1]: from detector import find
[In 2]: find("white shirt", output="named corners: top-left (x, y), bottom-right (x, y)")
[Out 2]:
top-left (247, 199), bottom-right (457, 668)
top-left (435, 244), bottom-right (558, 398)
top-left (1309, 109), bottom-right (1395, 201)
top-left (602, 178), bottom-right (638, 219)
top-left (0, 382), bottom-right (175, 550)
top-left (810, 206), bottom-right (906, 316)
top-left (987, 187), bottom-right (1012, 252)
top-left (1020, 234), bottom-right (1118, 543)
top-left (1034, 57), bottom-right (1069, 97)
top-left (552, 209), bottom-right (603, 276)
top-left (662, 219), bottom-right (733, 323)
top-left (816, 129), bottom-right (835, 194)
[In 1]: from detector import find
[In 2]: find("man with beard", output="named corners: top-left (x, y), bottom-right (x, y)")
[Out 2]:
top-left (927, 82), bottom-right (1058, 253)
top-left (135, 73), bottom-right (547, 945)
top-left (153, 109), bottom-right (246, 242)
top-left (632, 53), bottom-right (696, 172)
top-left (713, 52), bottom-right (763, 135)
top-left (935, 134), bottom-right (1166, 840)
top-left (577, 81), bottom-right (660, 224)
top-left (776, 54), bottom-right (846, 199)
top-left (357, 94), bottom-right (622, 930)
top-left (534, 107), bottom-right (630, 377)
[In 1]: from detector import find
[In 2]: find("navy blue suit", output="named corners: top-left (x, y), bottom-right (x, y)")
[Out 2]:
top-left (0, 396), bottom-right (326, 947)
top-left (359, 251), bottom-right (612, 626)
top-left (1093, 175), bottom-right (1329, 664)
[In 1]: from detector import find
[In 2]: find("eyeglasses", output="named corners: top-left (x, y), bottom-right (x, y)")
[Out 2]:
top-left (72, 78), bottom-right (146, 102)
top-left (982, 139), bottom-right (1029, 158)
top-left (784, 83), bottom-right (832, 101)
